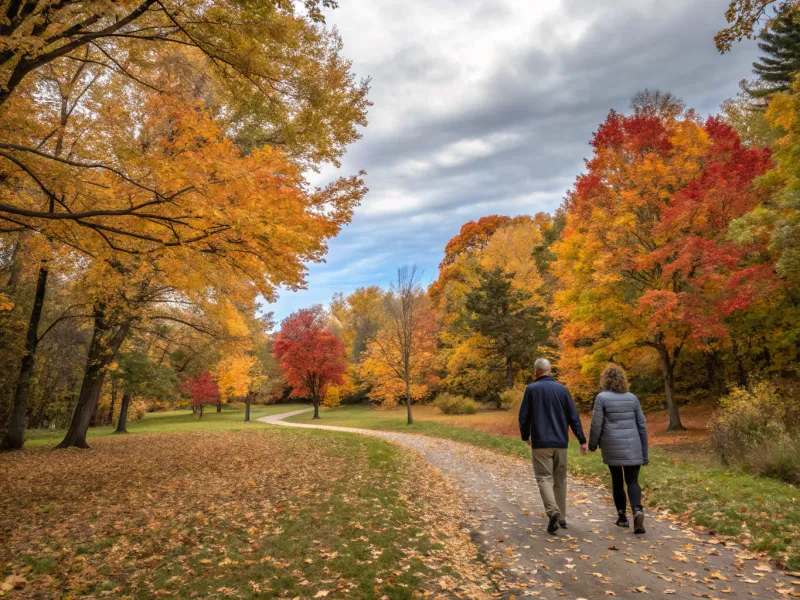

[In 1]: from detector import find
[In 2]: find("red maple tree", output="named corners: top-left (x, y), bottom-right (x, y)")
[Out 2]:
top-left (273, 306), bottom-right (346, 419)
top-left (555, 110), bottom-right (772, 431)
top-left (181, 372), bottom-right (220, 419)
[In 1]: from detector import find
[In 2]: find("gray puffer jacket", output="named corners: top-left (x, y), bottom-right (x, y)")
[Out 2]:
top-left (588, 391), bottom-right (648, 466)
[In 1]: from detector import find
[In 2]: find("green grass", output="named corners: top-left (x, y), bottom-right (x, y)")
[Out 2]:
top-left (23, 403), bottom-right (309, 446)
top-left (290, 404), bottom-right (800, 570)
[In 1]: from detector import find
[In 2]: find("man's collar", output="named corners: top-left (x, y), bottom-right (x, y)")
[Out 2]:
top-left (535, 375), bottom-right (555, 382)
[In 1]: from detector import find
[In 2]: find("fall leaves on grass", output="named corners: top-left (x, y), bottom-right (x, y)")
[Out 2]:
top-left (0, 429), bottom-right (491, 599)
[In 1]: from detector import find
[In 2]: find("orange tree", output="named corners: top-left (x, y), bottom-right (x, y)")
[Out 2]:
top-left (553, 107), bottom-right (772, 430)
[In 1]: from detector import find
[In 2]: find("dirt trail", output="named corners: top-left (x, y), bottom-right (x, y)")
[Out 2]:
top-left (260, 409), bottom-right (799, 599)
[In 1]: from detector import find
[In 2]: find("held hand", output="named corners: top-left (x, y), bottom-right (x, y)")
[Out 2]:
top-left (642, 460), bottom-right (649, 466)
top-left (525, 439), bottom-right (531, 447)
top-left (579, 443), bottom-right (588, 456)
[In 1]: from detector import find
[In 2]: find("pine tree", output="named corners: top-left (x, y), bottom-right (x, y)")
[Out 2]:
top-left (464, 268), bottom-right (549, 392)
top-left (749, 10), bottom-right (800, 100)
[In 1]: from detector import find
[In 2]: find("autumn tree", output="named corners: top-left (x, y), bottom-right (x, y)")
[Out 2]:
top-left (368, 267), bottom-right (438, 425)
top-left (433, 217), bottom-right (552, 403)
top-left (0, 0), bottom-right (369, 449)
top-left (26, 82), bottom-right (362, 449)
top-left (328, 286), bottom-right (384, 401)
top-left (182, 372), bottom-right (220, 419)
top-left (725, 77), bottom-right (800, 377)
top-left (273, 306), bottom-right (346, 419)
top-left (554, 100), bottom-right (772, 431)
top-left (716, 0), bottom-right (800, 52)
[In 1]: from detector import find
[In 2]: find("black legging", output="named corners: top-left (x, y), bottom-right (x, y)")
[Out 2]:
top-left (608, 465), bottom-right (642, 513)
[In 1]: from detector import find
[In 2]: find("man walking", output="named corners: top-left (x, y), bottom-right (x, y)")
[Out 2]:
top-left (519, 358), bottom-right (588, 534)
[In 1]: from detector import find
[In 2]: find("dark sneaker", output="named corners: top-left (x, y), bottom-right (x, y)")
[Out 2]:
top-left (633, 510), bottom-right (646, 534)
top-left (616, 511), bottom-right (630, 528)
top-left (548, 512), bottom-right (562, 534)
top-left (559, 519), bottom-right (568, 530)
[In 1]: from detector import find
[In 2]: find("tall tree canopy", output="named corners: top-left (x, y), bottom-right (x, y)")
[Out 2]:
top-left (554, 107), bottom-right (772, 431)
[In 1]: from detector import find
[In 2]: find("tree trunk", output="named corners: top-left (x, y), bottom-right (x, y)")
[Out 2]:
top-left (657, 345), bottom-right (685, 432)
top-left (89, 396), bottom-right (101, 428)
top-left (2, 266), bottom-right (48, 450)
top-left (244, 392), bottom-right (252, 422)
top-left (108, 378), bottom-right (117, 426)
top-left (505, 356), bottom-right (514, 389)
top-left (404, 377), bottom-right (413, 425)
top-left (115, 393), bottom-right (131, 434)
top-left (312, 394), bottom-right (320, 419)
top-left (57, 313), bottom-right (131, 449)
top-left (216, 398), bottom-right (222, 413)
top-left (198, 404), bottom-right (204, 419)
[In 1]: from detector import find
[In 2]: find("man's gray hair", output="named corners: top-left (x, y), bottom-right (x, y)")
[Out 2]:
top-left (534, 358), bottom-right (552, 374)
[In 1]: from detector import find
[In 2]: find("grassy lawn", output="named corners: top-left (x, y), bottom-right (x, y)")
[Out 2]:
top-left (290, 404), bottom-right (800, 570)
top-left (0, 427), bottom-right (488, 599)
top-left (23, 403), bottom-right (309, 447)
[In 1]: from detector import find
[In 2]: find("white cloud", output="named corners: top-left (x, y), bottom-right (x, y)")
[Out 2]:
top-left (269, 0), bottom-right (760, 320)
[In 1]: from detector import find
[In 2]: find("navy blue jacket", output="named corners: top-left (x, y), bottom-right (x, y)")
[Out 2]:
top-left (518, 376), bottom-right (586, 448)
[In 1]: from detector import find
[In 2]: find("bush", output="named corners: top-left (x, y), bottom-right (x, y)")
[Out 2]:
top-left (712, 380), bottom-right (800, 483)
top-left (434, 393), bottom-right (479, 415)
top-left (131, 401), bottom-right (148, 423)
top-left (497, 387), bottom-right (524, 411)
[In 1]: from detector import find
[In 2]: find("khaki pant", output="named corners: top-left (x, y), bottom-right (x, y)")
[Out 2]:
top-left (532, 448), bottom-right (568, 518)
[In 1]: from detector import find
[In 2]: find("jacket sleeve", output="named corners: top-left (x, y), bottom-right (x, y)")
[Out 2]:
top-left (634, 396), bottom-right (649, 463)
top-left (588, 395), bottom-right (604, 451)
top-left (564, 389), bottom-right (587, 445)
top-left (518, 386), bottom-right (532, 441)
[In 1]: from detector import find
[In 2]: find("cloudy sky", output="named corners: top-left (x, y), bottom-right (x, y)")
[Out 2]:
top-left (269, 0), bottom-right (760, 322)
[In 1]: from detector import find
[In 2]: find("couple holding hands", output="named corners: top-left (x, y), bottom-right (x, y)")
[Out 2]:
top-left (518, 359), bottom-right (649, 535)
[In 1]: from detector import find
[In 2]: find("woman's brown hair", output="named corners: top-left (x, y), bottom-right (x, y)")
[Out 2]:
top-left (600, 364), bottom-right (629, 393)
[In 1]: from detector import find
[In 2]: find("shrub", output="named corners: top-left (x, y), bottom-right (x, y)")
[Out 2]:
top-left (131, 401), bottom-right (148, 423)
top-left (497, 387), bottom-right (524, 411)
top-left (712, 380), bottom-right (800, 483)
top-left (434, 393), bottom-right (479, 415)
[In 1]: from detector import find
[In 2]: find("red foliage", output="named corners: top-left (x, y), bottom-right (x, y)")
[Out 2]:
top-left (181, 372), bottom-right (219, 410)
top-left (566, 108), bottom-right (775, 348)
top-left (273, 306), bottom-right (346, 401)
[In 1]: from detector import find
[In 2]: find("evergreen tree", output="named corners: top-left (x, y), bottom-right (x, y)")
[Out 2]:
top-left (464, 268), bottom-right (549, 393)
top-left (749, 10), bottom-right (800, 100)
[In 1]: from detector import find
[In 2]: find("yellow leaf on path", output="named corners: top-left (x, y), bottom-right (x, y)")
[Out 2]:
top-left (314, 592), bottom-right (329, 598)
top-left (633, 586), bottom-right (648, 593)
top-left (755, 564), bottom-right (773, 572)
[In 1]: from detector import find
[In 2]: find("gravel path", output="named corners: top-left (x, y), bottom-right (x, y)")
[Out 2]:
top-left (260, 409), bottom-right (799, 599)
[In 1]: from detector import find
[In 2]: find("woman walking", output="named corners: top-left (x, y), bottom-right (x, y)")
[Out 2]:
top-left (588, 364), bottom-right (649, 534)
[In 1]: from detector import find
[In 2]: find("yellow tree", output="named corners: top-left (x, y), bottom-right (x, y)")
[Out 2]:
top-left (45, 90), bottom-right (363, 449)
top-left (359, 267), bottom-right (439, 424)
top-left (329, 285), bottom-right (384, 399)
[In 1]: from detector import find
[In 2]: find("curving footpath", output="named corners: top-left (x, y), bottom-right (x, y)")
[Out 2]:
top-left (260, 408), bottom-right (799, 599)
